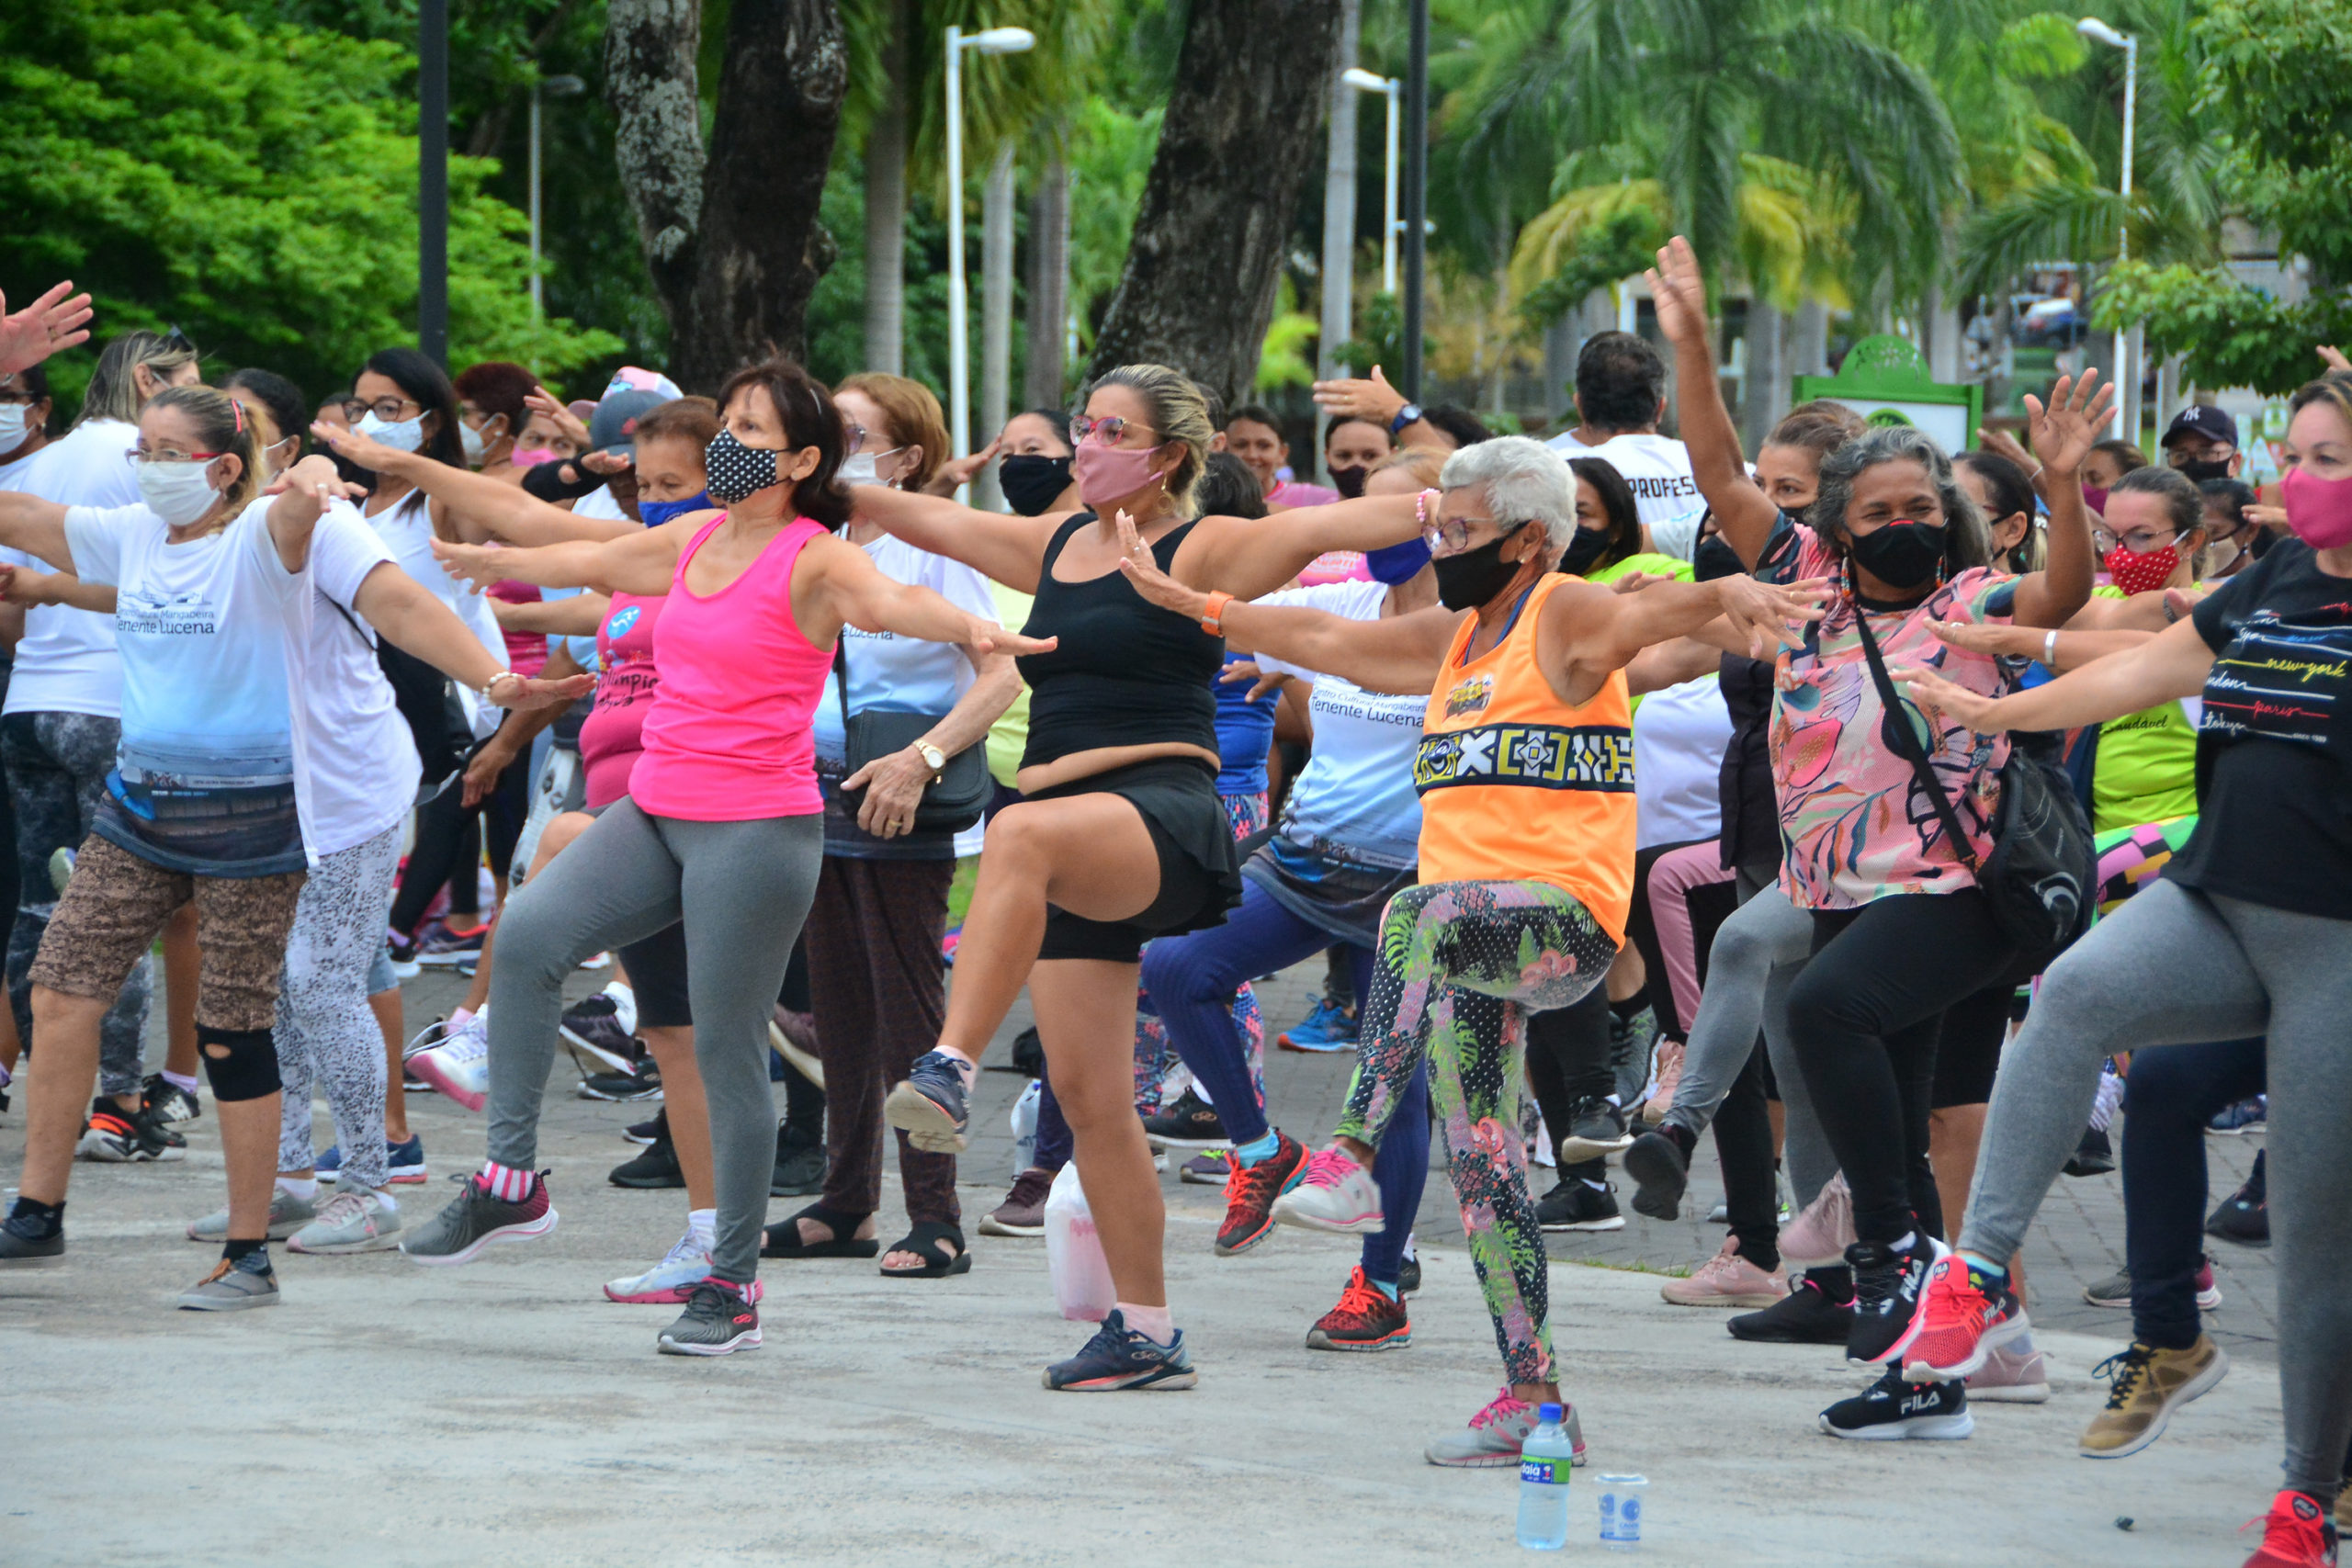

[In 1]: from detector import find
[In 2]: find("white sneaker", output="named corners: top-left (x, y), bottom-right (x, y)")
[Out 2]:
top-left (605, 1230), bottom-right (714, 1304)
top-left (404, 1012), bottom-right (491, 1112)
top-left (288, 1189), bottom-right (402, 1254)
top-left (1271, 1147), bottom-right (1385, 1235)
top-left (1967, 1332), bottom-right (2052, 1404)
top-left (187, 1186), bottom-right (317, 1242)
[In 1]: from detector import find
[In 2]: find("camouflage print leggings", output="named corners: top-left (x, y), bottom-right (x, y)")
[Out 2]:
top-left (1335, 879), bottom-right (1620, 1385)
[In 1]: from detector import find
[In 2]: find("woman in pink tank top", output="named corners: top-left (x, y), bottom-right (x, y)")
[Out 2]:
top-left (413, 356), bottom-right (1050, 1356)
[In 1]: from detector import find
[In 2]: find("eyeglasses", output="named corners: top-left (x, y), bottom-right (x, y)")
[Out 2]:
top-left (0, 389), bottom-right (41, 407)
top-left (2094, 525), bottom-right (2185, 554)
top-left (841, 420), bottom-right (866, 456)
top-left (1069, 413), bottom-right (1158, 447)
top-left (339, 395), bottom-right (421, 423)
top-left (1423, 514), bottom-right (1524, 555)
top-left (130, 446), bottom-right (225, 466)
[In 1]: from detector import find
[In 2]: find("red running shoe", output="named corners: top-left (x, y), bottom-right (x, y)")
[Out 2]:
top-left (2244, 1491), bottom-right (2339, 1567)
top-left (1214, 1130), bottom-right (1306, 1257)
top-left (1899, 1254), bottom-right (2029, 1382)
top-left (1306, 1265), bottom-right (1411, 1351)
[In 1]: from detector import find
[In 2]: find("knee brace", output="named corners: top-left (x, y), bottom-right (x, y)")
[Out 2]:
top-left (198, 1025), bottom-right (281, 1102)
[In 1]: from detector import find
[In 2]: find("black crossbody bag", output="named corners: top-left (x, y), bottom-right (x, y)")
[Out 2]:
top-left (831, 637), bottom-right (991, 834)
top-left (1849, 604), bottom-right (2096, 964)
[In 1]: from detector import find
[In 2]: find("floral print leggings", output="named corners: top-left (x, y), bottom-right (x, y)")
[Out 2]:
top-left (1335, 879), bottom-right (1620, 1385)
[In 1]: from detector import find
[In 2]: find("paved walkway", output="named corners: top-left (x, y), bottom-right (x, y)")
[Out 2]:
top-left (0, 953), bottom-right (2281, 1566)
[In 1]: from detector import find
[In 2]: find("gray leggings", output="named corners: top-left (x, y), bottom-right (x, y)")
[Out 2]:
top-left (276, 827), bottom-right (403, 1190)
top-left (1962, 878), bottom-right (2352, 1499)
top-left (485, 799), bottom-right (822, 1284)
top-left (1661, 881), bottom-right (1838, 1210)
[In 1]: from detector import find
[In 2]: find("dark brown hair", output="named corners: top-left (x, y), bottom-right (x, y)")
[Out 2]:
top-left (453, 360), bottom-right (538, 435)
top-left (715, 356), bottom-right (853, 529)
top-left (631, 394), bottom-right (721, 452)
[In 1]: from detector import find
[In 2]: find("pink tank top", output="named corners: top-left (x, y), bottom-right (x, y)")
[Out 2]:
top-left (577, 591), bottom-right (665, 810)
top-left (628, 514), bottom-right (831, 820)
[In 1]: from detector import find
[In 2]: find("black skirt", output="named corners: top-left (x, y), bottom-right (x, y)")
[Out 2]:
top-left (1026, 755), bottom-right (1243, 954)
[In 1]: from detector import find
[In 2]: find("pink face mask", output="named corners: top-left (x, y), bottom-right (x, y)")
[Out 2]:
top-left (2080, 482), bottom-right (2109, 517)
top-left (2282, 465), bottom-right (2352, 551)
top-left (1071, 439), bottom-right (1168, 508)
top-left (512, 446), bottom-right (560, 468)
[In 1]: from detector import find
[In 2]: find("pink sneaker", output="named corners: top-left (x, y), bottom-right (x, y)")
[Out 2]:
top-left (1966, 1332), bottom-right (2051, 1404)
top-left (1640, 1040), bottom-right (1685, 1126)
top-left (402, 1012), bottom-right (490, 1112)
top-left (1661, 1235), bottom-right (1790, 1308)
top-left (1779, 1172), bottom-right (1856, 1266)
top-left (1423, 1387), bottom-right (1587, 1468)
top-left (1270, 1147), bottom-right (1385, 1235)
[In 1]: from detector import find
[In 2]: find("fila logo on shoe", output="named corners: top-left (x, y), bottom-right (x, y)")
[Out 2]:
top-left (1899, 1390), bottom-right (1940, 1416)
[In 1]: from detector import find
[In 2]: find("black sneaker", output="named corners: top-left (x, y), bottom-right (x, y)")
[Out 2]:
top-left (1845, 1236), bottom-right (1946, 1367)
top-left (1623, 1125), bottom-right (1692, 1221)
top-left (2206, 1177), bottom-right (2270, 1248)
top-left (624, 1116), bottom-right (661, 1146)
top-left (1606, 1004), bottom-right (1660, 1106)
top-left (1043, 1308), bottom-right (1197, 1391)
top-left (886, 1050), bottom-right (971, 1154)
top-left (401, 1172), bottom-right (558, 1264)
top-left (578, 1057), bottom-right (662, 1103)
top-left (1730, 1266), bottom-right (1854, 1344)
top-left (771, 1122), bottom-right (823, 1197)
top-left (0, 1205), bottom-right (64, 1267)
top-left (74, 1099), bottom-right (186, 1162)
top-left (657, 1279), bottom-right (763, 1355)
top-left (609, 1123), bottom-right (685, 1189)
top-left (2064, 1124), bottom-right (2116, 1177)
top-left (1557, 1095), bottom-right (1632, 1162)
top-left (1142, 1087), bottom-right (1229, 1150)
top-left (1819, 1363), bottom-right (1973, 1440)
top-left (1536, 1179), bottom-right (1624, 1233)
top-left (559, 993), bottom-right (639, 1075)
top-left (142, 1073), bottom-right (200, 1125)
top-left (1398, 1254), bottom-right (1422, 1295)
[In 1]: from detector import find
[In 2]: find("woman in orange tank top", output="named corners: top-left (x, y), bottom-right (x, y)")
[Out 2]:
top-left (1117, 435), bottom-right (1826, 1464)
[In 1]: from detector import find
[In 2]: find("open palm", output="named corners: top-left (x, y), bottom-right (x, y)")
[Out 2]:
top-left (1645, 237), bottom-right (1708, 347)
top-left (2023, 371), bottom-right (2114, 479)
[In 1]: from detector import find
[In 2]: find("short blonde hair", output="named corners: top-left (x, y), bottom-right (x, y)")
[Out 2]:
top-left (1086, 363), bottom-right (1213, 513)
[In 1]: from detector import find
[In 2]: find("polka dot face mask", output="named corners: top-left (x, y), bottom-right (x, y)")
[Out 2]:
top-left (705, 428), bottom-right (781, 505)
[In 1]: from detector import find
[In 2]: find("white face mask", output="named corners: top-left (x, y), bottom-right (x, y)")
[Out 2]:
top-left (0, 404), bottom-right (28, 452)
top-left (839, 446), bottom-right (907, 489)
top-left (459, 419), bottom-right (486, 465)
top-left (357, 411), bottom-right (426, 453)
top-left (136, 457), bottom-right (223, 527)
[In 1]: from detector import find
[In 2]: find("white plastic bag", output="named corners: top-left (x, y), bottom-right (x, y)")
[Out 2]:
top-left (1010, 1078), bottom-right (1042, 1179)
top-left (1043, 1161), bottom-right (1115, 1323)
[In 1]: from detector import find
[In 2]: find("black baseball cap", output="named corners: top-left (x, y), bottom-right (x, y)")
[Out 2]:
top-left (2161, 405), bottom-right (2238, 450)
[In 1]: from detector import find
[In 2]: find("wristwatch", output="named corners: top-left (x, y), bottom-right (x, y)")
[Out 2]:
top-left (1388, 402), bottom-right (1423, 438)
top-left (913, 740), bottom-right (946, 779)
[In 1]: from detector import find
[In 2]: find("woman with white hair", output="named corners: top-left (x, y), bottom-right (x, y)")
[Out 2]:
top-left (1118, 433), bottom-right (1826, 1464)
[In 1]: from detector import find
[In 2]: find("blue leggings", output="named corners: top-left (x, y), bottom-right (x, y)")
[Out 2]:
top-left (1140, 880), bottom-right (1429, 1284)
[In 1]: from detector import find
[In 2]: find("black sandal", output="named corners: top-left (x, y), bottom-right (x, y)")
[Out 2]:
top-left (878, 1220), bottom-right (972, 1279)
top-left (760, 1202), bottom-right (879, 1258)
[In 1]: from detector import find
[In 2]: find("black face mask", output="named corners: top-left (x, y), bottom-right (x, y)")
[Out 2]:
top-left (1329, 463), bottom-right (1369, 501)
top-left (1692, 533), bottom-right (1746, 582)
top-left (705, 428), bottom-right (781, 504)
top-left (1433, 522), bottom-right (1532, 612)
top-left (999, 453), bottom-right (1073, 516)
top-left (2176, 457), bottom-right (2232, 486)
top-left (1847, 519), bottom-right (1948, 592)
top-left (1560, 525), bottom-right (1613, 576)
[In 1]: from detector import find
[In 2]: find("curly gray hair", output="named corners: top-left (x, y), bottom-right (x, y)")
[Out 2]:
top-left (1438, 434), bottom-right (1578, 550)
top-left (1810, 424), bottom-right (1990, 571)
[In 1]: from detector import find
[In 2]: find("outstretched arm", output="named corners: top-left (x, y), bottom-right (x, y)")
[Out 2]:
top-left (1174, 491), bottom-right (1425, 601)
top-left (0, 492), bottom-right (74, 572)
top-left (1648, 237), bottom-right (1779, 563)
top-left (1930, 619), bottom-right (2155, 671)
top-left (803, 531), bottom-right (1059, 657)
top-left (312, 422), bottom-right (639, 546)
top-left (262, 457), bottom-right (370, 572)
top-left (0, 562), bottom-right (117, 615)
top-left (848, 485), bottom-right (1061, 592)
top-left (2007, 371), bottom-right (2109, 628)
top-left (431, 521), bottom-right (682, 599)
top-left (492, 592), bottom-right (610, 637)
top-left (1546, 570), bottom-right (1831, 705)
top-left (1896, 614), bottom-right (2214, 733)
top-left (349, 563), bottom-right (595, 710)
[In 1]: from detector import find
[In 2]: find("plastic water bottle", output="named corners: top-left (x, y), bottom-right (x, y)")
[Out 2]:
top-left (1515, 1403), bottom-right (1574, 1550)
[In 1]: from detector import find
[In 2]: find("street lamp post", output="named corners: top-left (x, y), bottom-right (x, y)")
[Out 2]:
top-left (419, 0), bottom-right (448, 366)
top-left (1399, 0), bottom-right (1429, 400)
top-left (2078, 17), bottom-right (2138, 442)
top-left (945, 25), bottom-right (1035, 502)
top-left (529, 73), bottom-right (585, 321)
top-left (1343, 69), bottom-right (1401, 299)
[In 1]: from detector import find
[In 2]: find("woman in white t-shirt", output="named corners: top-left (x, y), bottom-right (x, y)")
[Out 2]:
top-left (762, 374), bottom-right (1019, 1280)
top-left (0, 384), bottom-right (586, 1301)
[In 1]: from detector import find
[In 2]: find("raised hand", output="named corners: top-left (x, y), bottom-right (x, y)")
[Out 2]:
top-left (2023, 370), bottom-right (2115, 479)
top-left (311, 417), bottom-right (407, 476)
top-left (1645, 236), bottom-right (1708, 348)
top-left (926, 436), bottom-right (1002, 497)
top-left (1716, 572), bottom-right (1831, 659)
top-left (0, 281), bottom-right (96, 377)
top-left (1309, 364), bottom-right (1408, 426)
top-left (580, 450), bottom-right (633, 477)
top-left (1111, 507), bottom-right (1211, 620)
top-left (2321, 344), bottom-right (2351, 375)
top-left (1974, 426), bottom-right (2041, 479)
top-left (428, 536), bottom-right (504, 592)
top-left (525, 385), bottom-right (593, 453)
top-left (1892, 663), bottom-right (2003, 734)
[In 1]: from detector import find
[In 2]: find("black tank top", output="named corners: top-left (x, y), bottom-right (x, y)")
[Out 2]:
top-left (1017, 511), bottom-right (1223, 770)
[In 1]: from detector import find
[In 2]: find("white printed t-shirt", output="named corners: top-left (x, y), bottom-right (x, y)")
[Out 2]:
top-left (1547, 428), bottom-right (1706, 560)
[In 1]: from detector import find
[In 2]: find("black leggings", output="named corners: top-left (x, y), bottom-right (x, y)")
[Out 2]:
top-left (1788, 889), bottom-right (2021, 1247)
top-left (389, 751), bottom-right (531, 932)
top-left (1524, 987), bottom-right (1611, 1182)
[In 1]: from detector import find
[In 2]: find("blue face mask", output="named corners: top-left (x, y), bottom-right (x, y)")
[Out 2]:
top-left (637, 491), bottom-right (711, 527)
top-left (1365, 536), bottom-right (1432, 584)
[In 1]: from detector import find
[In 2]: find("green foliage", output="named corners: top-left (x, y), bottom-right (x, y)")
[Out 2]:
top-left (2094, 262), bottom-right (2352, 397)
top-left (0, 0), bottom-right (620, 413)
top-left (1254, 278), bottom-right (1320, 392)
top-left (1065, 98), bottom-right (1161, 356)
top-left (1519, 206), bottom-right (1668, 329)
top-left (1332, 293), bottom-right (1435, 379)
top-left (2195, 0), bottom-right (2352, 286)
top-left (802, 162), bottom-right (962, 398)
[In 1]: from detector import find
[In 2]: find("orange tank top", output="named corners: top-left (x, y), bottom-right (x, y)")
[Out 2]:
top-left (1413, 572), bottom-right (1636, 943)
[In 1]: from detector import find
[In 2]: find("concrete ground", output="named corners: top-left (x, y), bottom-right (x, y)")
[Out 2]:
top-left (2, 954), bottom-right (2283, 1566)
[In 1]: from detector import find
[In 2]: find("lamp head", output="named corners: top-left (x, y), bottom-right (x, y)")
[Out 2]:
top-left (964, 27), bottom-right (1035, 53)
top-left (540, 73), bottom-right (586, 96)
top-left (1342, 68), bottom-right (1394, 93)
top-left (2075, 17), bottom-right (2130, 49)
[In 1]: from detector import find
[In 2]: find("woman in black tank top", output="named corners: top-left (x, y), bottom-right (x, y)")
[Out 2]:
top-left (843, 363), bottom-right (1426, 1391)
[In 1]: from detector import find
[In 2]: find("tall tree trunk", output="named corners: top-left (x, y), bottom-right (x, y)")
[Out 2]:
top-left (1792, 298), bottom-right (1830, 377)
top-left (1740, 299), bottom-right (1787, 457)
top-left (607, 0), bottom-right (846, 391)
top-left (862, 0), bottom-right (910, 376)
top-left (1023, 152), bottom-right (1070, 410)
top-left (977, 145), bottom-right (1017, 508)
top-left (1085, 0), bottom-right (1345, 410)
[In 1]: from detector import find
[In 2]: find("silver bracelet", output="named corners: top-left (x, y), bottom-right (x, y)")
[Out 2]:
top-left (2042, 629), bottom-right (2059, 667)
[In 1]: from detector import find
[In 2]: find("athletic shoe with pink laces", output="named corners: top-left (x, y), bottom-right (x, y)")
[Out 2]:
top-left (1639, 1040), bottom-right (1685, 1126)
top-left (2241, 1490), bottom-right (2339, 1568)
top-left (1270, 1146), bottom-right (1385, 1235)
top-left (1661, 1235), bottom-right (1789, 1308)
top-left (1425, 1387), bottom-right (1587, 1468)
top-left (1899, 1254), bottom-right (2030, 1383)
top-left (403, 1012), bottom-right (491, 1112)
top-left (1779, 1171), bottom-right (1856, 1266)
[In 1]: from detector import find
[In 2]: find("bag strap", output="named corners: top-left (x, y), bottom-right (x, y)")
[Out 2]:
top-left (1849, 599), bottom-right (1986, 877)
top-left (831, 632), bottom-right (850, 724)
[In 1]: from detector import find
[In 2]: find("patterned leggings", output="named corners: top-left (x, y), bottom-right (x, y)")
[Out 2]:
top-left (1335, 879), bottom-right (1620, 1385)
top-left (275, 828), bottom-right (403, 1190)
top-left (1132, 790), bottom-right (1268, 1115)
